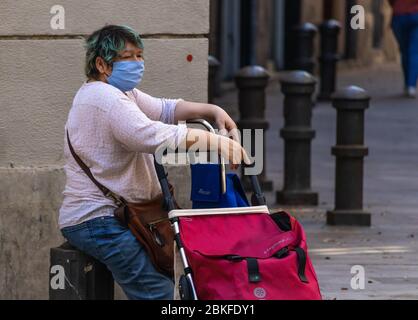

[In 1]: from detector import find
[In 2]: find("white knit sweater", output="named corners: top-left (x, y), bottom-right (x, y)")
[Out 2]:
top-left (59, 81), bottom-right (188, 229)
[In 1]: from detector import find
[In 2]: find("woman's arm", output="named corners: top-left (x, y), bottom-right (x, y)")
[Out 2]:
top-left (130, 89), bottom-right (180, 123)
top-left (174, 100), bottom-right (239, 141)
top-left (131, 91), bottom-right (239, 141)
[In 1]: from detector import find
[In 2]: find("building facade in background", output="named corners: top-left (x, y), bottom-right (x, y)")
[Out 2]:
top-left (210, 0), bottom-right (398, 80)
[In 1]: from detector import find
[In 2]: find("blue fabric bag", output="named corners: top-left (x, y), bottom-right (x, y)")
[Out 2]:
top-left (190, 163), bottom-right (249, 209)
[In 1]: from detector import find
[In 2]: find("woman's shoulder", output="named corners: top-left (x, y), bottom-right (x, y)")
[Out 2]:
top-left (81, 81), bottom-right (124, 97)
top-left (74, 81), bottom-right (128, 110)
top-left (129, 88), bottom-right (150, 99)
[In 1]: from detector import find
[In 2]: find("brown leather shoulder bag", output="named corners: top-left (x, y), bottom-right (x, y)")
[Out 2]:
top-left (66, 131), bottom-right (175, 278)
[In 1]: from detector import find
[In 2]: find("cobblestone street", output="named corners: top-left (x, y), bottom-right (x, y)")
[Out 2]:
top-left (214, 63), bottom-right (418, 300)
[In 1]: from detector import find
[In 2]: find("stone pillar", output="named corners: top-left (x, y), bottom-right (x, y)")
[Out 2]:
top-left (235, 65), bottom-right (273, 191)
top-left (291, 22), bottom-right (318, 74)
top-left (208, 55), bottom-right (221, 103)
top-left (318, 20), bottom-right (341, 101)
top-left (277, 71), bottom-right (318, 206)
top-left (327, 86), bottom-right (371, 226)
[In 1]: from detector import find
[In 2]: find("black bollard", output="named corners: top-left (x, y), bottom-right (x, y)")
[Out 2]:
top-left (235, 65), bottom-right (273, 191)
top-left (277, 71), bottom-right (318, 206)
top-left (327, 86), bottom-right (371, 226)
top-left (291, 23), bottom-right (318, 74)
top-left (318, 20), bottom-right (341, 101)
top-left (208, 55), bottom-right (221, 103)
top-left (49, 242), bottom-right (114, 300)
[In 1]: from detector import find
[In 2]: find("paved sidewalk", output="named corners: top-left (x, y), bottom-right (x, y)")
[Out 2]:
top-left (213, 63), bottom-right (418, 300)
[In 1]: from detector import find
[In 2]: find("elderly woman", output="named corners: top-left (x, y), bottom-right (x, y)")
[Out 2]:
top-left (59, 25), bottom-right (247, 300)
top-left (390, 0), bottom-right (418, 98)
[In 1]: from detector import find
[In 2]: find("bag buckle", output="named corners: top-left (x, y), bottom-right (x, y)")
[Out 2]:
top-left (148, 224), bottom-right (166, 247)
top-left (105, 191), bottom-right (123, 206)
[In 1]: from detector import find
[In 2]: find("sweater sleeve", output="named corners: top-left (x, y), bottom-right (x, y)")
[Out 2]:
top-left (131, 88), bottom-right (183, 124)
top-left (108, 94), bottom-right (188, 154)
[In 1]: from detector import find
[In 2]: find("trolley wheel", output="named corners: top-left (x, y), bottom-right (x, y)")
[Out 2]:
top-left (179, 275), bottom-right (194, 300)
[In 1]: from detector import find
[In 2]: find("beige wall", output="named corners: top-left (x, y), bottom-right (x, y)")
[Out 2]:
top-left (348, 0), bottom-right (399, 67)
top-left (0, 38), bottom-right (208, 167)
top-left (256, 0), bottom-right (274, 67)
top-left (381, 0), bottom-right (399, 62)
top-left (0, 0), bottom-right (208, 299)
top-left (301, 0), bottom-right (324, 26)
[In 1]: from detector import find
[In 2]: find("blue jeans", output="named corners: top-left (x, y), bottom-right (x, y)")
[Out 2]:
top-left (61, 216), bottom-right (174, 300)
top-left (392, 13), bottom-right (418, 88)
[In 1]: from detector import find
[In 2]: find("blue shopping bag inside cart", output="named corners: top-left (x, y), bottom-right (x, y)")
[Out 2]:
top-left (190, 163), bottom-right (249, 209)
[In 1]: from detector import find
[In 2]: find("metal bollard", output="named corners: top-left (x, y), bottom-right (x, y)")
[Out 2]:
top-left (235, 65), bottom-right (273, 191)
top-left (327, 86), bottom-right (371, 226)
top-left (291, 23), bottom-right (318, 74)
top-left (277, 71), bottom-right (318, 206)
top-left (208, 55), bottom-right (221, 103)
top-left (318, 20), bottom-right (341, 101)
top-left (49, 242), bottom-right (114, 300)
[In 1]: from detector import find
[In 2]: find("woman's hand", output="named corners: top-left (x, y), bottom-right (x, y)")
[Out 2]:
top-left (174, 101), bottom-right (240, 143)
top-left (212, 107), bottom-right (240, 143)
top-left (217, 135), bottom-right (251, 170)
top-left (184, 129), bottom-right (251, 170)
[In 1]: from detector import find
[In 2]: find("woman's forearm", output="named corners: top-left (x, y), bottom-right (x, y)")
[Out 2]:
top-left (175, 100), bottom-right (239, 143)
top-left (174, 100), bottom-right (219, 123)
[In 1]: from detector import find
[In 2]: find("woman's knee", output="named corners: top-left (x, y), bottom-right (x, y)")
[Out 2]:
top-left (119, 272), bottom-right (174, 300)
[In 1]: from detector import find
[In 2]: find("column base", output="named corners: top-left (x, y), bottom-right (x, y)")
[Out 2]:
top-left (276, 190), bottom-right (318, 206)
top-left (317, 93), bottom-right (333, 101)
top-left (327, 210), bottom-right (371, 227)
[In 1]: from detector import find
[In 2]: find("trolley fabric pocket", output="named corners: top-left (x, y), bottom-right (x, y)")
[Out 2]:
top-left (176, 208), bottom-right (322, 300)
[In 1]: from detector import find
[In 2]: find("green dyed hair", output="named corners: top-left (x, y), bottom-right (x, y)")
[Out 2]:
top-left (85, 25), bottom-right (144, 79)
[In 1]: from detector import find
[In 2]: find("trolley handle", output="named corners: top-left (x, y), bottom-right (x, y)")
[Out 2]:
top-left (153, 157), bottom-right (177, 212)
top-left (153, 119), bottom-right (267, 209)
top-left (247, 170), bottom-right (266, 206)
top-left (186, 119), bottom-right (227, 194)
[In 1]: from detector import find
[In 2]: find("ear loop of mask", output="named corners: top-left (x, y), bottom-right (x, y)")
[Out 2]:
top-left (103, 59), bottom-right (113, 80)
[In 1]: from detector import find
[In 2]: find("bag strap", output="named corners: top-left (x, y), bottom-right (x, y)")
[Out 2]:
top-left (295, 247), bottom-right (309, 283)
top-left (66, 130), bottom-right (126, 206)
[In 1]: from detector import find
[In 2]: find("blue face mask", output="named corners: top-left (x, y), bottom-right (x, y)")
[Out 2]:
top-left (107, 60), bottom-right (144, 92)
